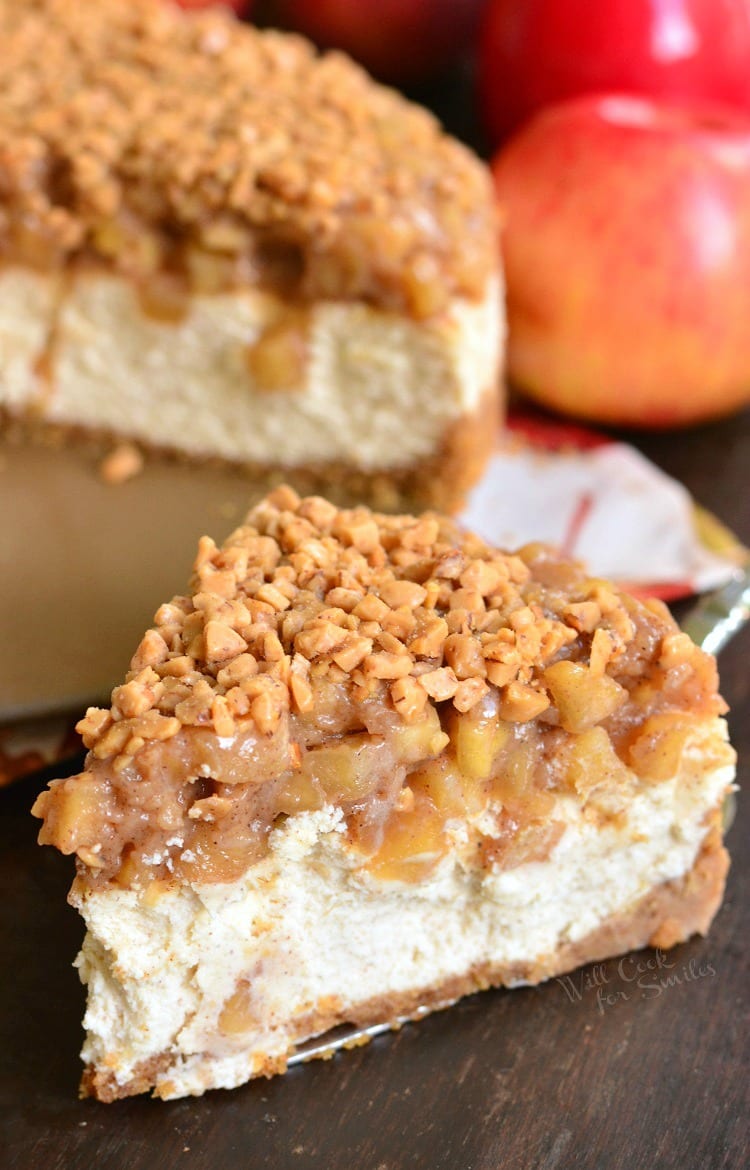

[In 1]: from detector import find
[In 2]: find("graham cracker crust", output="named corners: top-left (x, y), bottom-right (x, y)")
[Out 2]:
top-left (2, 386), bottom-right (500, 515)
top-left (82, 819), bottom-right (728, 1102)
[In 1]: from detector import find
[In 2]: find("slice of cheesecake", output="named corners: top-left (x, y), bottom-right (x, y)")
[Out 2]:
top-left (33, 487), bottom-right (735, 1100)
top-left (0, 0), bottom-right (501, 512)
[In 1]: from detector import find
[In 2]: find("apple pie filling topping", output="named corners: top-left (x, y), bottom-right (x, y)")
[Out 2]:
top-left (34, 488), bottom-right (726, 888)
top-left (0, 0), bottom-right (495, 317)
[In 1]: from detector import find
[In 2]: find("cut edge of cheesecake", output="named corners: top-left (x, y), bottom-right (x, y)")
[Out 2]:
top-left (0, 268), bottom-right (503, 513)
top-left (32, 487), bottom-right (736, 1100)
top-left (74, 766), bottom-right (731, 1102)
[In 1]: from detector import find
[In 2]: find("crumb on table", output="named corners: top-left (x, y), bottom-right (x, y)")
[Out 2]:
top-left (99, 443), bottom-right (144, 485)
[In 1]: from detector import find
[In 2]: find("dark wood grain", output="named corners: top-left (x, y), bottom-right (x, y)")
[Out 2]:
top-left (2, 56), bottom-right (749, 1167)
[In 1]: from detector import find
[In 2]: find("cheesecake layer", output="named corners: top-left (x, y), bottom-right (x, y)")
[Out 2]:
top-left (0, 268), bottom-right (62, 410)
top-left (74, 721), bottom-right (732, 1100)
top-left (0, 269), bottom-right (502, 476)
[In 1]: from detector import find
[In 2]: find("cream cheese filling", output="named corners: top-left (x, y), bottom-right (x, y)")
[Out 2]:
top-left (0, 267), bottom-right (503, 471)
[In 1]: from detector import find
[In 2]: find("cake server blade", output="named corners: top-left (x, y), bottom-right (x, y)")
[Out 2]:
top-left (286, 1006), bottom-right (440, 1068)
top-left (679, 561), bottom-right (750, 655)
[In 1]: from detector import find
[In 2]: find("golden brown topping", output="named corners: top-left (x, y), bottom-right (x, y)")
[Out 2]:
top-left (111, 671), bottom-right (163, 720)
top-left (409, 616), bottom-right (449, 658)
top-left (453, 677), bottom-right (490, 714)
top-left (379, 580), bottom-right (428, 610)
top-left (588, 628), bottom-right (615, 678)
top-left (444, 633), bottom-right (486, 680)
top-left (130, 629), bottom-right (170, 673)
top-left (0, 0), bottom-right (496, 315)
top-left (390, 676), bottom-right (428, 723)
top-left (331, 636), bottom-right (374, 673)
top-left (289, 668), bottom-right (314, 715)
top-left (77, 707), bottom-right (113, 749)
top-left (353, 595), bottom-right (390, 623)
top-left (563, 601), bottom-right (601, 634)
top-left (658, 631), bottom-right (696, 669)
top-left (204, 621), bottom-right (248, 664)
top-left (211, 695), bottom-right (235, 738)
top-left (419, 667), bottom-right (460, 702)
top-left (72, 487), bottom-right (726, 765)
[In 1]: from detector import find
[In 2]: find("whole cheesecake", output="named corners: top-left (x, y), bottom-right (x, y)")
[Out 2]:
top-left (34, 487), bottom-right (735, 1100)
top-left (0, 0), bottom-right (502, 511)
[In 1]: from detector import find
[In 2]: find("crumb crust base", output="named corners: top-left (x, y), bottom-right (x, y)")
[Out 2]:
top-left (1, 387), bottom-right (499, 516)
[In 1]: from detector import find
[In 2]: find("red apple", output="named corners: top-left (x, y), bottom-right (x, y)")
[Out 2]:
top-left (174, 0), bottom-right (251, 13)
top-left (269, 0), bottom-right (484, 84)
top-left (492, 95), bottom-right (750, 428)
top-left (480, 0), bottom-right (750, 142)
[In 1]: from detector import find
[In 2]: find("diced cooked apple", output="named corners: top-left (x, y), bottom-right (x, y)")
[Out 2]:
top-left (410, 757), bottom-right (466, 818)
top-left (274, 771), bottom-right (325, 815)
top-left (180, 824), bottom-right (260, 884)
top-left (480, 817), bottom-right (565, 871)
top-left (628, 713), bottom-right (691, 781)
top-left (390, 704), bottom-right (449, 763)
top-left (112, 848), bottom-right (139, 889)
top-left (186, 245), bottom-right (237, 294)
top-left (218, 982), bottom-right (256, 1037)
top-left (563, 726), bottom-right (631, 795)
top-left (137, 272), bottom-right (191, 322)
top-left (247, 320), bottom-right (307, 392)
top-left (544, 660), bottom-right (626, 733)
top-left (300, 735), bottom-right (387, 801)
top-left (34, 774), bottom-right (104, 856)
top-left (491, 740), bottom-right (535, 804)
top-left (366, 791), bottom-right (447, 882)
top-left (452, 709), bottom-right (511, 780)
top-left (189, 725), bottom-right (292, 786)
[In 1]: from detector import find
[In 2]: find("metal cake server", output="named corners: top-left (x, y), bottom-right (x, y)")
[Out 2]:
top-left (680, 562), bottom-right (750, 655)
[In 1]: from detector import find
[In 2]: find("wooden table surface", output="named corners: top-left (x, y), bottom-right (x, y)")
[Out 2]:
top-left (1, 412), bottom-right (747, 1170)
top-left (2, 63), bottom-right (749, 1170)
